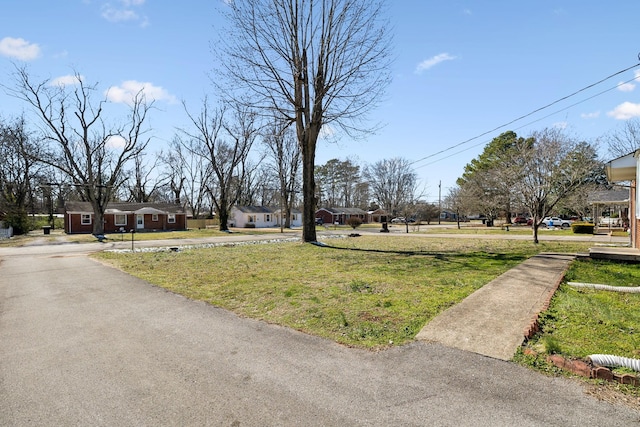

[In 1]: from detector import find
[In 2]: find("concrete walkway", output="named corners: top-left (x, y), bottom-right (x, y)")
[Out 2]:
top-left (416, 253), bottom-right (574, 361)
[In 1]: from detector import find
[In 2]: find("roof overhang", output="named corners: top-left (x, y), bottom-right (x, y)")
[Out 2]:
top-left (606, 150), bottom-right (639, 182)
top-left (134, 207), bottom-right (168, 215)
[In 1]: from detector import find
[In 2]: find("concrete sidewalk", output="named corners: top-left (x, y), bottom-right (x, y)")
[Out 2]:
top-left (416, 253), bottom-right (574, 361)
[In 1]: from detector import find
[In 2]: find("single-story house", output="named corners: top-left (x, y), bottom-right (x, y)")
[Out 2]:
top-left (367, 208), bottom-right (389, 223)
top-left (440, 209), bottom-right (458, 221)
top-left (586, 189), bottom-right (630, 229)
top-left (229, 206), bottom-right (302, 228)
top-left (64, 201), bottom-right (187, 234)
top-left (315, 207), bottom-right (368, 225)
top-left (605, 150), bottom-right (639, 249)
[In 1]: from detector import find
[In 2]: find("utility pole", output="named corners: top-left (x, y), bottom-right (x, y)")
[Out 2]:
top-left (438, 180), bottom-right (441, 225)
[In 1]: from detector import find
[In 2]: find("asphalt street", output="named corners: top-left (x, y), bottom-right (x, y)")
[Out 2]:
top-left (1, 237), bottom-right (638, 426)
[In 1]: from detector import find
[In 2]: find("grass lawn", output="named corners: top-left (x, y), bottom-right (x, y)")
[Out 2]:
top-left (415, 224), bottom-right (578, 237)
top-left (516, 258), bottom-right (640, 403)
top-left (94, 236), bottom-right (590, 349)
top-left (521, 258), bottom-right (640, 359)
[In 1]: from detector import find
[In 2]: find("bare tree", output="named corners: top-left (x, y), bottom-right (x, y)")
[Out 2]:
top-left (263, 123), bottom-right (301, 228)
top-left (510, 128), bottom-right (602, 243)
top-left (605, 118), bottom-right (640, 158)
top-left (363, 157), bottom-right (418, 217)
top-left (458, 167), bottom-right (506, 225)
top-left (126, 151), bottom-right (164, 203)
top-left (183, 101), bottom-right (258, 231)
top-left (0, 116), bottom-right (45, 234)
top-left (216, 0), bottom-right (392, 242)
top-left (444, 186), bottom-right (465, 229)
top-left (159, 136), bottom-right (212, 218)
top-left (6, 67), bottom-right (152, 235)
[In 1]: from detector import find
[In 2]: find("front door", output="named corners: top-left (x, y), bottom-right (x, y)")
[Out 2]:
top-left (136, 214), bottom-right (144, 229)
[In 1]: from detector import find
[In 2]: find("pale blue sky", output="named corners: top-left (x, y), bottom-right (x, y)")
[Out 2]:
top-left (1, 1), bottom-right (639, 203)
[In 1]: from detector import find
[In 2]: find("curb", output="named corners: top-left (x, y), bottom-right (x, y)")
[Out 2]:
top-left (521, 257), bottom-right (640, 387)
top-left (523, 255), bottom-right (572, 340)
top-left (548, 353), bottom-right (640, 386)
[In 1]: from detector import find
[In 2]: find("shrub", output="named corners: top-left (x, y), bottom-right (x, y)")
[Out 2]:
top-left (244, 223), bottom-right (256, 228)
top-left (346, 217), bottom-right (363, 229)
top-left (4, 210), bottom-right (30, 235)
top-left (571, 222), bottom-right (594, 234)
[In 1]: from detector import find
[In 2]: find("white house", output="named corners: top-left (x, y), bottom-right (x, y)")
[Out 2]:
top-left (605, 149), bottom-right (639, 249)
top-left (229, 206), bottom-right (303, 228)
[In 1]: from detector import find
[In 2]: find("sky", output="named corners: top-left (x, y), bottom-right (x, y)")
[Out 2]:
top-left (1, 1), bottom-right (640, 204)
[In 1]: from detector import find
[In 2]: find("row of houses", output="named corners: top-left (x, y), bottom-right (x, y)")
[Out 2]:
top-left (62, 202), bottom-right (391, 234)
top-left (58, 149), bottom-right (640, 255)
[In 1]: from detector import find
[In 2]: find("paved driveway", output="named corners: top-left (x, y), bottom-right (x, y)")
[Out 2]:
top-left (1, 241), bottom-right (638, 426)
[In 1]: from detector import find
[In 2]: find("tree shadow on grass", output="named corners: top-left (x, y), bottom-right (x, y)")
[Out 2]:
top-left (312, 241), bottom-right (528, 264)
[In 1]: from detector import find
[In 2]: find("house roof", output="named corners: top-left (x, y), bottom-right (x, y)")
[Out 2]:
top-left (587, 190), bottom-right (630, 205)
top-left (606, 150), bottom-right (639, 182)
top-left (367, 208), bottom-right (387, 215)
top-left (233, 205), bottom-right (276, 214)
top-left (65, 201), bottom-right (186, 214)
top-left (317, 207), bottom-right (368, 215)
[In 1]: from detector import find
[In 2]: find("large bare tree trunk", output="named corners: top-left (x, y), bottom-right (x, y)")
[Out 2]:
top-left (216, 0), bottom-right (392, 243)
top-left (301, 137), bottom-right (317, 242)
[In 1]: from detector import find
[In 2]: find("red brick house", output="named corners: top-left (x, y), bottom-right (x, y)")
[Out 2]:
top-left (606, 150), bottom-right (639, 249)
top-left (315, 207), bottom-right (368, 225)
top-left (64, 201), bottom-right (187, 234)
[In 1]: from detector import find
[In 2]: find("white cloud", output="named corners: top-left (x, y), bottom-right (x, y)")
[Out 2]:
top-left (105, 80), bottom-right (177, 104)
top-left (618, 81), bottom-right (636, 92)
top-left (50, 74), bottom-right (84, 87)
top-left (580, 111), bottom-right (600, 119)
top-left (607, 102), bottom-right (640, 120)
top-left (618, 70), bottom-right (640, 92)
top-left (415, 53), bottom-right (456, 74)
top-left (101, 0), bottom-right (148, 26)
top-left (0, 37), bottom-right (41, 60)
top-left (102, 7), bottom-right (138, 22)
top-left (106, 135), bottom-right (127, 149)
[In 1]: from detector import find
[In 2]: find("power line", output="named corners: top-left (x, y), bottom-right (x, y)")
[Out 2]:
top-left (410, 58), bottom-right (640, 167)
top-left (414, 74), bottom-right (640, 170)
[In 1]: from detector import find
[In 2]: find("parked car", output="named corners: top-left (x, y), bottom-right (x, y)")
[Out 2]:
top-left (513, 216), bottom-right (529, 224)
top-left (391, 217), bottom-right (405, 223)
top-left (541, 217), bottom-right (572, 229)
top-left (315, 217), bottom-right (324, 225)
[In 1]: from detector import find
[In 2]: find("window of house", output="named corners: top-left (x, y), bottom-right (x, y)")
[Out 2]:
top-left (81, 214), bottom-right (92, 225)
top-left (114, 214), bottom-right (127, 226)
top-left (152, 214), bottom-right (158, 222)
top-left (168, 214), bottom-right (176, 223)
top-left (291, 214), bottom-right (297, 221)
top-left (265, 214), bottom-right (271, 222)
top-left (248, 215), bottom-right (256, 223)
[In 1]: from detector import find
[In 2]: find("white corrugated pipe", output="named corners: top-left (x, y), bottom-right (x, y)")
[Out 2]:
top-left (567, 282), bottom-right (640, 293)
top-left (588, 354), bottom-right (640, 372)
